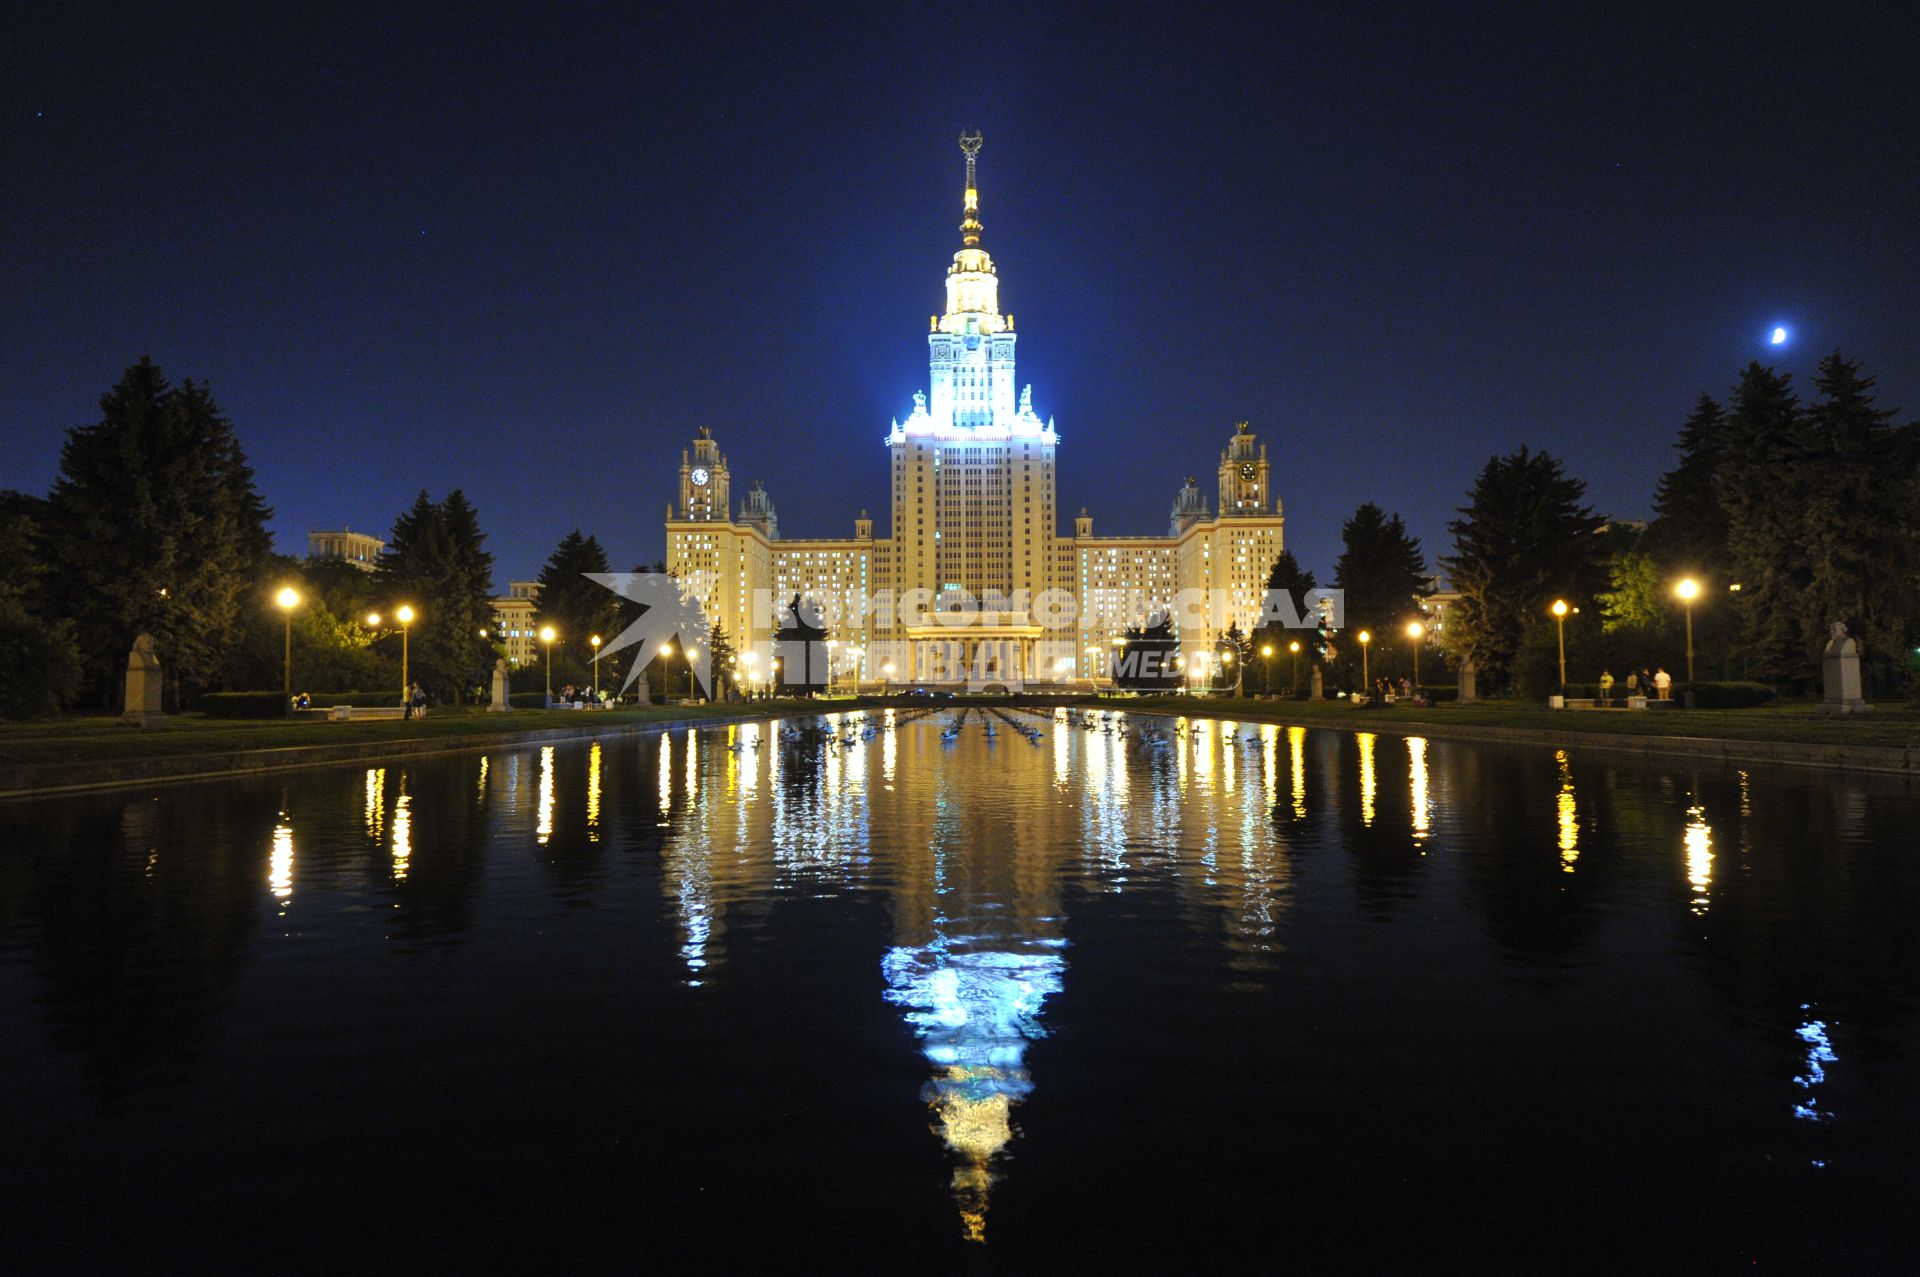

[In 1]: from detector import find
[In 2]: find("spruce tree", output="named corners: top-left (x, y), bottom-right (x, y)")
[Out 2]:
top-left (534, 530), bottom-right (620, 667)
top-left (1333, 502), bottom-right (1429, 636)
top-left (1250, 550), bottom-right (1317, 694)
top-left (1648, 393), bottom-right (1730, 574)
top-left (1717, 364), bottom-right (1813, 684)
top-left (1798, 354), bottom-right (1919, 680)
top-left (40, 358), bottom-right (273, 704)
top-left (1441, 447), bottom-right (1607, 690)
top-left (374, 489), bottom-right (496, 705)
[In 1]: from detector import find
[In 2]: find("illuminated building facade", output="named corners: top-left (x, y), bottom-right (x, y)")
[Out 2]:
top-left (665, 135), bottom-right (1285, 686)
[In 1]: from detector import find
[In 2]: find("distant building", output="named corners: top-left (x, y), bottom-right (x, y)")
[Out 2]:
top-left (307, 528), bottom-right (385, 571)
top-left (664, 136), bottom-right (1285, 688)
top-left (491, 581), bottom-right (542, 667)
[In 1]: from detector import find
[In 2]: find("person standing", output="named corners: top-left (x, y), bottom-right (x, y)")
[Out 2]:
top-left (1625, 670), bottom-right (1639, 699)
top-left (1599, 670), bottom-right (1614, 707)
top-left (1654, 667), bottom-right (1672, 701)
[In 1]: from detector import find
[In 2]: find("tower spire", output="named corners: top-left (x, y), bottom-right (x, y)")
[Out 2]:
top-left (959, 130), bottom-right (984, 247)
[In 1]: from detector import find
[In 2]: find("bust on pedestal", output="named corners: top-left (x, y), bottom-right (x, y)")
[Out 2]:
top-left (121, 634), bottom-right (167, 726)
top-left (1817, 622), bottom-right (1873, 715)
top-left (489, 658), bottom-right (511, 712)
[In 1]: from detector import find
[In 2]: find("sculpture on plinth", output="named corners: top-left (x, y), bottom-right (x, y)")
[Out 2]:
top-left (121, 633), bottom-right (166, 726)
top-left (489, 658), bottom-right (511, 712)
top-left (1816, 621), bottom-right (1872, 715)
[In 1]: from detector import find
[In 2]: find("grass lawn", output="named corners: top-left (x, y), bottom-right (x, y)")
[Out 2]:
top-left (4, 693), bottom-right (1916, 773)
top-left (0, 700), bottom-right (840, 768)
top-left (1094, 695), bottom-right (1920, 750)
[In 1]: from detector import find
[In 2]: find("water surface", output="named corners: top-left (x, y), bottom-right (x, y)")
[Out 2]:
top-left (1, 708), bottom-right (1916, 1270)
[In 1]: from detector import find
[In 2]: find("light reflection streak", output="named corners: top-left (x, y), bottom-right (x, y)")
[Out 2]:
top-left (883, 712), bottom-right (897, 783)
top-left (364, 767), bottom-right (386, 840)
top-left (1262, 723), bottom-right (1278, 801)
top-left (537, 745), bottom-right (555, 845)
top-left (1356, 732), bottom-right (1376, 827)
top-left (391, 787), bottom-right (412, 880)
top-left (475, 755), bottom-right (488, 803)
top-left (1792, 1007), bottom-right (1838, 1135)
top-left (1409, 736), bottom-right (1431, 844)
top-left (1555, 749), bottom-right (1578, 872)
top-left (658, 733), bottom-right (673, 816)
top-left (1685, 803), bottom-right (1713, 914)
top-left (684, 727), bottom-right (698, 797)
top-left (1289, 726), bottom-right (1307, 819)
top-left (269, 817), bottom-right (294, 904)
top-left (741, 722), bottom-right (760, 793)
top-left (586, 742), bottom-right (602, 839)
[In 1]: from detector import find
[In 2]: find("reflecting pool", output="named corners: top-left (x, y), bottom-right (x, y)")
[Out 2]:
top-left (2, 707), bottom-right (1917, 1269)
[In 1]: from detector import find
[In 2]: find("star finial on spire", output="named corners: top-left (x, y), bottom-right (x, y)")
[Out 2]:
top-left (959, 130), bottom-right (984, 247)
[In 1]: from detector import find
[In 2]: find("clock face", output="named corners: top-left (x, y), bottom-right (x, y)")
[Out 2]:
top-left (1239, 462), bottom-right (1257, 481)
top-left (691, 467), bottom-right (710, 487)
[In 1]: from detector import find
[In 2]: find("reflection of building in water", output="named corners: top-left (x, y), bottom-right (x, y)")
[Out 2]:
top-left (882, 945), bottom-right (1065, 1242)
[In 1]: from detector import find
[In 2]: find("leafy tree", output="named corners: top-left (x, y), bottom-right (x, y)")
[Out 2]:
top-left (1441, 447), bottom-right (1607, 691)
top-left (373, 489), bottom-right (496, 704)
top-left (39, 359), bottom-right (272, 706)
top-left (1597, 549), bottom-right (1666, 633)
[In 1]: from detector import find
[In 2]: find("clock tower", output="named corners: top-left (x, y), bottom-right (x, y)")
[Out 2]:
top-left (680, 426), bottom-right (731, 521)
top-left (1217, 422), bottom-right (1271, 517)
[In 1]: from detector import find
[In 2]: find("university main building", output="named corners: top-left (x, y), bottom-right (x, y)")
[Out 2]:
top-left (667, 135), bottom-right (1284, 687)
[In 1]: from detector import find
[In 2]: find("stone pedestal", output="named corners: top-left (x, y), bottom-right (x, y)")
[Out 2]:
top-left (121, 634), bottom-right (167, 726)
top-left (1309, 665), bottom-right (1323, 700)
top-left (1817, 623), bottom-right (1872, 715)
top-left (488, 658), bottom-right (512, 712)
top-left (1457, 661), bottom-right (1477, 704)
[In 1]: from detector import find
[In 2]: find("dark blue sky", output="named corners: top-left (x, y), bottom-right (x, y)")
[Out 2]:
top-left (5, 4), bottom-right (1916, 585)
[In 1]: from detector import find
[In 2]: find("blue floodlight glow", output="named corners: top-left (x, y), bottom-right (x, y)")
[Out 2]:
top-left (1770, 326), bottom-right (1789, 345)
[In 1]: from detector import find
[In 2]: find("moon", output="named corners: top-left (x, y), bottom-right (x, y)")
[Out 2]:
top-left (1770, 326), bottom-right (1788, 345)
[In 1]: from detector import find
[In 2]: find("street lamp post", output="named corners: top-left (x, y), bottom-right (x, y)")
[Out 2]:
top-left (540, 625), bottom-right (556, 703)
top-left (1406, 620), bottom-right (1425, 692)
top-left (1550, 599), bottom-right (1569, 691)
top-left (396, 605), bottom-right (415, 708)
top-left (275, 587), bottom-right (300, 705)
top-left (1675, 577), bottom-right (1700, 684)
top-left (685, 646), bottom-right (699, 700)
top-left (1289, 640), bottom-right (1301, 696)
top-left (743, 650), bottom-right (758, 698)
top-left (1358, 630), bottom-right (1372, 695)
top-left (590, 634), bottom-right (602, 702)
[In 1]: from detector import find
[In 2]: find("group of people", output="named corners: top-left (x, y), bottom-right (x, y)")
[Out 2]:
top-left (552, 684), bottom-right (612, 708)
top-left (1596, 667), bottom-right (1673, 705)
top-left (1366, 676), bottom-right (1426, 706)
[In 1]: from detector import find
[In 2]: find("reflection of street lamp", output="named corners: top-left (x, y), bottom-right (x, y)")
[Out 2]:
top-left (1289, 640), bottom-right (1301, 695)
top-left (275, 586), bottom-right (300, 705)
top-left (1358, 630), bottom-right (1372, 693)
top-left (1674, 577), bottom-right (1700, 683)
top-left (1406, 619), bottom-right (1425, 691)
top-left (590, 633), bottom-right (602, 701)
top-left (540, 625), bottom-right (557, 702)
top-left (1550, 599), bottom-right (1569, 690)
top-left (397, 605), bottom-right (416, 707)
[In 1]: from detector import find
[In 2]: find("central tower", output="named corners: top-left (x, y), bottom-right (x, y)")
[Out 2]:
top-left (889, 132), bottom-right (1059, 604)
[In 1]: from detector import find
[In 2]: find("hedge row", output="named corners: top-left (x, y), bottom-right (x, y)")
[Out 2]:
top-left (199, 691), bottom-right (289, 719)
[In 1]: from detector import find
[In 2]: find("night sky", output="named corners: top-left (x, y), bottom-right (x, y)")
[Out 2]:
top-left (5, 5), bottom-right (1916, 584)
